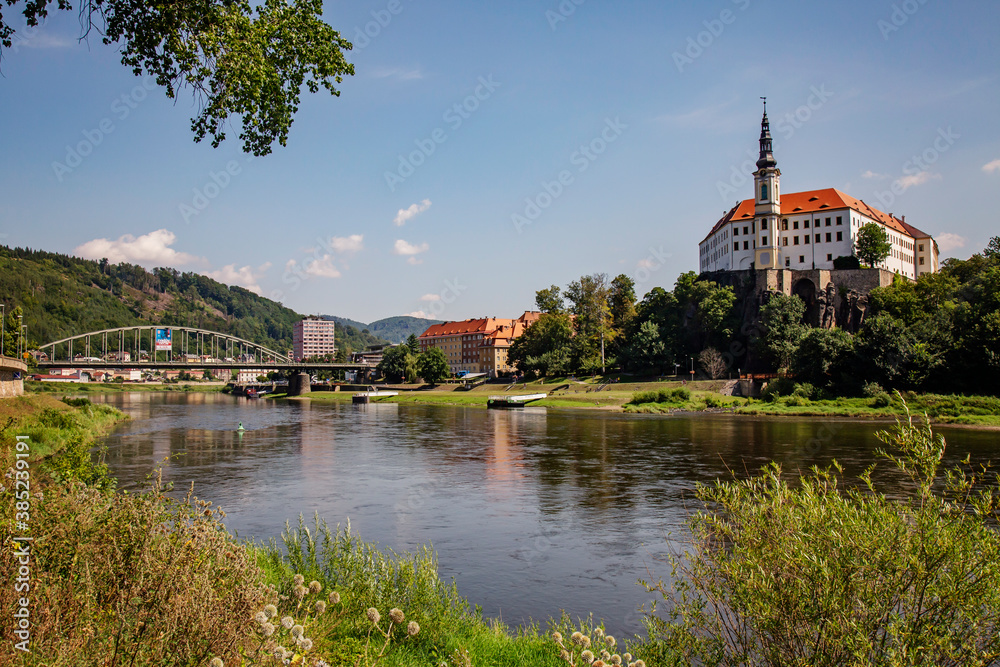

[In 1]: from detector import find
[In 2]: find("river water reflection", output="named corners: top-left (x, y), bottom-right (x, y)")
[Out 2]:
top-left (94, 392), bottom-right (998, 636)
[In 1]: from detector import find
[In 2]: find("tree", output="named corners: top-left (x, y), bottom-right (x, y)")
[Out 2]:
top-left (790, 327), bottom-right (854, 391)
top-left (2, 0), bottom-right (354, 155)
top-left (855, 223), bottom-right (892, 268)
top-left (508, 313), bottom-right (573, 377)
top-left (755, 293), bottom-right (806, 370)
top-left (608, 274), bottom-right (637, 332)
top-left (985, 236), bottom-right (1000, 261)
top-left (405, 334), bottom-right (421, 356)
top-left (376, 345), bottom-right (414, 384)
top-left (698, 347), bottom-right (728, 380)
top-left (535, 285), bottom-right (565, 314)
top-left (415, 347), bottom-right (449, 385)
top-left (623, 320), bottom-right (669, 373)
top-left (566, 273), bottom-right (612, 372)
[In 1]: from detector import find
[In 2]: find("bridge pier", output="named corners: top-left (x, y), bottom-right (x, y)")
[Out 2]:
top-left (0, 356), bottom-right (27, 398)
top-left (288, 372), bottom-right (312, 397)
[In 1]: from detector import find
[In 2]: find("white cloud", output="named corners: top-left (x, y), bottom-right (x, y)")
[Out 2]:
top-left (982, 159), bottom-right (1000, 174)
top-left (304, 255), bottom-right (342, 279)
top-left (407, 256), bottom-right (423, 266)
top-left (328, 234), bottom-right (364, 253)
top-left (204, 264), bottom-right (268, 295)
top-left (406, 310), bottom-right (429, 318)
top-left (636, 258), bottom-right (657, 270)
top-left (895, 171), bottom-right (940, 191)
top-left (935, 233), bottom-right (967, 254)
top-left (394, 200), bottom-right (432, 226)
top-left (419, 293), bottom-right (441, 302)
top-left (74, 229), bottom-right (203, 267)
top-left (393, 239), bottom-right (430, 257)
top-left (862, 170), bottom-right (889, 179)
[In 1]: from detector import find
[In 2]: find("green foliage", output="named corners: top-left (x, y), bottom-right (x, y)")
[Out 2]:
top-left (643, 410), bottom-right (1000, 666)
top-left (628, 387), bottom-right (690, 405)
top-left (535, 285), bottom-right (565, 315)
top-left (623, 320), bottom-right (669, 373)
top-left (405, 334), bottom-right (420, 356)
top-left (509, 313), bottom-right (573, 377)
top-left (376, 345), bottom-right (415, 384)
top-left (832, 254), bottom-right (861, 269)
top-left (416, 347), bottom-right (449, 385)
top-left (3, 0), bottom-right (355, 155)
top-left (755, 293), bottom-right (806, 370)
top-left (855, 222), bottom-right (892, 267)
top-left (790, 327), bottom-right (853, 390)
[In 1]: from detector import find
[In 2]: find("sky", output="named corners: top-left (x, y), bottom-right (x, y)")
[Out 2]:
top-left (1, 0), bottom-right (999, 324)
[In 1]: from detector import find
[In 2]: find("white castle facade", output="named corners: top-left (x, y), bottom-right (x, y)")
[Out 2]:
top-left (699, 105), bottom-right (939, 280)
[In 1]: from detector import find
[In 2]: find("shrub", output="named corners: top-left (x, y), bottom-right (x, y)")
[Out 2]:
top-left (641, 404), bottom-right (1000, 666)
top-left (791, 382), bottom-right (815, 400)
top-left (861, 380), bottom-right (884, 398)
top-left (627, 387), bottom-right (690, 406)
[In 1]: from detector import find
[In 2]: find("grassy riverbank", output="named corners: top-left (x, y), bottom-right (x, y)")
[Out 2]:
top-left (277, 378), bottom-right (1000, 427)
top-left (25, 380), bottom-right (228, 394)
top-left (0, 396), bottom-right (653, 667)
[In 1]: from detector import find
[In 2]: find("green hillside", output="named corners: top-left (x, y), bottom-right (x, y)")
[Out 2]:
top-left (0, 246), bottom-right (387, 354)
top-left (327, 315), bottom-right (442, 343)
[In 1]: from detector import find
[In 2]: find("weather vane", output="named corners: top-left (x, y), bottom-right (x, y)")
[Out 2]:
top-left (761, 96), bottom-right (767, 113)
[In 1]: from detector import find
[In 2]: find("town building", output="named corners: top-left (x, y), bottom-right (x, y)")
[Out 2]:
top-left (293, 317), bottom-right (336, 361)
top-left (699, 104), bottom-right (939, 280)
top-left (419, 312), bottom-right (540, 377)
top-left (352, 344), bottom-right (398, 366)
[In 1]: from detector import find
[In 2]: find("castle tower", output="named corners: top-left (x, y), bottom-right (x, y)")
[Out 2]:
top-left (753, 99), bottom-right (782, 269)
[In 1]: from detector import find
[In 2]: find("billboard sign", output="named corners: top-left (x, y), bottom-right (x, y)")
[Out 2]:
top-left (155, 328), bottom-right (172, 351)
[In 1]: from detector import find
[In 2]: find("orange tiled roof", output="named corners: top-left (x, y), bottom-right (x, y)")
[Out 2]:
top-left (702, 188), bottom-right (915, 244)
top-left (420, 318), bottom-right (508, 339)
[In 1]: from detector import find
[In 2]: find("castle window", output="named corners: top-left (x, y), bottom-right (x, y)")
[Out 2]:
top-left (782, 219), bottom-right (788, 230)
top-left (799, 255), bottom-right (805, 263)
top-left (919, 244), bottom-right (924, 251)
top-left (827, 254), bottom-right (833, 261)
top-left (805, 220), bottom-right (810, 228)
top-left (826, 233), bottom-right (832, 243)
top-left (762, 236), bottom-right (768, 245)
top-left (743, 226), bottom-right (748, 235)
top-left (734, 227), bottom-right (739, 236)
top-left (837, 232), bottom-right (843, 242)
top-left (783, 237), bottom-right (788, 246)
top-left (761, 219), bottom-right (768, 230)
top-left (815, 234), bottom-right (820, 243)
top-left (786, 257), bottom-right (791, 267)
top-left (793, 220), bottom-right (799, 230)
top-left (837, 216), bottom-right (843, 225)
top-left (744, 241), bottom-right (749, 250)
top-left (794, 236), bottom-right (800, 245)
top-left (761, 184), bottom-right (768, 200)
top-left (826, 217), bottom-right (832, 226)
top-left (734, 243), bottom-right (739, 252)
top-left (920, 257), bottom-right (925, 265)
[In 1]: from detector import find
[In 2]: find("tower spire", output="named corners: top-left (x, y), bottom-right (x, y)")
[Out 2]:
top-left (756, 97), bottom-right (777, 169)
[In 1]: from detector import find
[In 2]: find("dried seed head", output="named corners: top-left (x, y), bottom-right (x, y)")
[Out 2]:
top-left (407, 620), bottom-right (420, 636)
top-left (293, 574), bottom-right (305, 586)
top-left (264, 604), bottom-right (278, 618)
top-left (571, 632), bottom-right (585, 645)
top-left (389, 608), bottom-right (405, 624)
top-left (329, 591), bottom-right (341, 604)
top-left (254, 611), bottom-right (268, 625)
top-left (309, 580), bottom-right (322, 594)
top-left (366, 608), bottom-right (381, 625)
top-left (610, 655), bottom-right (622, 666)
top-left (582, 636), bottom-right (592, 648)
top-left (280, 616), bottom-right (294, 629)
top-left (622, 654), bottom-right (632, 663)
top-left (301, 637), bottom-right (314, 651)
top-left (559, 650), bottom-right (571, 662)
top-left (209, 658), bottom-right (223, 667)
top-left (315, 600), bottom-right (327, 614)
top-left (263, 622), bottom-right (276, 637)
top-left (552, 631), bottom-right (563, 643)
top-left (593, 627), bottom-right (605, 639)
top-left (593, 661), bottom-right (606, 667)
top-left (294, 584), bottom-right (308, 600)
top-left (581, 649), bottom-right (595, 664)
top-left (290, 624), bottom-right (304, 639)
top-left (606, 635), bottom-right (616, 647)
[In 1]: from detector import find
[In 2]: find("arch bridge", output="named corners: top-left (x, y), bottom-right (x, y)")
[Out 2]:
top-left (35, 326), bottom-right (373, 374)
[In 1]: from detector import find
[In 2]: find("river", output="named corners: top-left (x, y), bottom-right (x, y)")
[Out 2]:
top-left (92, 392), bottom-right (998, 637)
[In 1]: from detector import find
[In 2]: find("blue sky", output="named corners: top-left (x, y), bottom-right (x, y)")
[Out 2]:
top-left (2, 0), bottom-right (998, 323)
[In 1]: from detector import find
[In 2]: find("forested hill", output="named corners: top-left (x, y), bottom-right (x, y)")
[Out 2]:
top-left (327, 315), bottom-right (443, 343)
top-left (0, 246), bottom-right (387, 353)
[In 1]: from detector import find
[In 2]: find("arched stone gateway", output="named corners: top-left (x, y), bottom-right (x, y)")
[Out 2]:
top-left (792, 278), bottom-right (819, 326)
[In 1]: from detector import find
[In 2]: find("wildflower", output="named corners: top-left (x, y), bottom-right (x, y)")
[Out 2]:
top-left (552, 631), bottom-right (563, 643)
top-left (366, 608), bottom-right (381, 625)
top-left (389, 608), bottom-right (405, 624)
top-left (571, 632), bottom-right (585, 645)
top-left (272, 646), bottom-right (286, 659)
top-left (593, 627), bottom-right (605, 639)
top-left (281, 616), bottom-right (294, 629)
top-left (329, 591), bottom-right (341, 604)
top-left (315, 600), bottom-right (327, 614)
top-left (559, 649), bottom-right (571, 662)
top-left (581, 649), bottom-right (595, 664)
top-left (293, 573), bottom-right (305, 586)
top-left (301, 637), bottom-right (313, 651)
top-left (254, 611), bottom-right (268, 625)
top-left (601, 650), bottom-right (611, 660)
top-left (407, 620), bottom-right (420, 636)
top-left (593, 661), bottom-right (606, 667)
top-left (290, 624), bottom-right (304, 639)
top-left (606, 635), bottom-right (616, 647)
top-left (622, 654), bottom-right (632, 662)
top-left (581, 636), bottom-right (591, 648)
top-left (309, 580), bottom-right (322, 594)
top-left (610, 655), bottom-right (622, 666)
top-left (210, 658), bottom-right (224, 667)
top-left (262, 622), bottom-right (276, 637)
top-left (264, 604), bottom-right (278, 618)
top-left (294, 584), bottom-right (308, 599)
